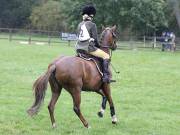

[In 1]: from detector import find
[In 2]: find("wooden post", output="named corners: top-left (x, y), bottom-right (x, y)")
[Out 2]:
top-left (130, 35), bottom-right (135, 50)
top-left (143, 35), bottom-right (146, 47)
top-left (152, 32), bottom-right (156, 49)
top-left (9, 29), bottom-right (12, 42)
top-left (48, 32), bottom-right (51, 45)
top-left (48, 36), bottom-right (51, 45)
top-left (153, 36), bottom-right (157, 48)
top-left (68, 40), bottom-right (70, 46)
top-left (28, 29), bottom-right (31, 44)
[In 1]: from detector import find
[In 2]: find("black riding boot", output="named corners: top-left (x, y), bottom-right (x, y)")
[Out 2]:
top-left (102, 59), bottom-right (110, 83)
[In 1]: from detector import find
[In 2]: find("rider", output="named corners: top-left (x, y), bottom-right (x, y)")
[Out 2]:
top-left (75, 4), bottom-right (111, 83)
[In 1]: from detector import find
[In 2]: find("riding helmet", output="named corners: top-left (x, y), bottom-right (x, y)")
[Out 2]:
top-left (82, 5), bottom-right (96, 16)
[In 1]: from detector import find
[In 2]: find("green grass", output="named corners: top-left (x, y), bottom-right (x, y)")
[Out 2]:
top-left (0, 39), bottom-right (180, 135)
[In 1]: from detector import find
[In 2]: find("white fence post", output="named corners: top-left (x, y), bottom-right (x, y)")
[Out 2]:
top-left (143, 35), bottom-right (146, 47)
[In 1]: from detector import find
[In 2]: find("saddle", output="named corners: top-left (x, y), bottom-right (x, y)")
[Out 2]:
top-left (76, 50), bottom-right (103, 76)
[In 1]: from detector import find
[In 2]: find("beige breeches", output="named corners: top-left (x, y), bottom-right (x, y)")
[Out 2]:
top-left (90, 49), bottom-right (110, 59)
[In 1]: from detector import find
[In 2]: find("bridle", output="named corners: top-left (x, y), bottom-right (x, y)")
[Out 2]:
top-left (100, 28), bottom-right (117, 50)
top-left (100, 27), bottom-right (120, 74)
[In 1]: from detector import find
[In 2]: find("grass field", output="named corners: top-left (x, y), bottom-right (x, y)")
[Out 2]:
top-left (0, 39), bottom-right (180, 135)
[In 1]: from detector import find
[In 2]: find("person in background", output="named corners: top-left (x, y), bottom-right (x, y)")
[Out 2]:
top-left (161, 31), bottom-right (176, 52)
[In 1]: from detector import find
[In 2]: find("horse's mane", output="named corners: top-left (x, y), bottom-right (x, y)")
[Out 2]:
top-left (99, 27), bottom-right (110, 46)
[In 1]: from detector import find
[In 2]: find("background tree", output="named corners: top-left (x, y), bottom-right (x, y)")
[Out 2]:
top-left (30, 1), bottom-right (66, 31)
top-left (62, 0), bottom-right (168, 35)
top-left (166, 0), bottom-right (180, 35)
top-left (0, 0), bottom-right (36, 28)
top-left (0, 0), bottom-right (179, 36)
top-left (129, 0), bottom-right (167, 35)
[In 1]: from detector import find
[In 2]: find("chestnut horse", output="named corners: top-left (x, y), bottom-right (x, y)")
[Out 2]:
top-left (27, 26), bottom-right (118, 128)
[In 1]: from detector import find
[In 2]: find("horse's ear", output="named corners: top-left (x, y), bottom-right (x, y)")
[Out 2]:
top-left (101, 24), bottom-right (105, 31)
top-left (111, 25), bottom-right (117, 32)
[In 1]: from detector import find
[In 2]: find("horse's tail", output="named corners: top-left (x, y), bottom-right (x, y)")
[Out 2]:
top-left (27, 64), bottom-right (56, 116)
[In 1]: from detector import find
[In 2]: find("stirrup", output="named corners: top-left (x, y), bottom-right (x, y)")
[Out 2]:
top-left (102, 78), bottom-right (116, 83)
top-left (110, 80), bottom-right (116, 83)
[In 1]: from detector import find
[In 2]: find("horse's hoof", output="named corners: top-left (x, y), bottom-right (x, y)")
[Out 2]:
top-left (27, 108), bottom-right (37, 117)
top-left (112, 121), bottom-right (117, 124)
top-left (52, 123), bottom-right (57, 128)
top-left (97, 111), bottom-right (103, 118)
top-left (111, 115), bottom-right (118, 124)
top-left (87, 125), bottom-right (91, 129)
top-left (84, 123), bottom-right (90, 129)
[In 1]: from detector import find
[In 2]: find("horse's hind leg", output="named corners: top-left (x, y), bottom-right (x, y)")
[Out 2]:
top-left (102, 83), bottom-right (117, 124)
top-left (48, 75), bottom-right (62, 128)
top-left (96, 90), bottom-right (107, 118)
top-left (70, 87), bottom-right (89, 128)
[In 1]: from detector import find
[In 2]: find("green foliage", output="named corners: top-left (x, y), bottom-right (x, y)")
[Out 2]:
top-left (59, 0), bottom-right (169, 34)
top-left (30, 1), bottom-right (66, 31)
top-left (130, 0), bottom-right (167, 33)
top-left (59, 0), bottom-right (81, 31)
top-left (0, 0), bottom-right (36, 28)
top-left (0, 0), bottom-right (179, 35)
top-left (166, 0), bottom-right (180, 35)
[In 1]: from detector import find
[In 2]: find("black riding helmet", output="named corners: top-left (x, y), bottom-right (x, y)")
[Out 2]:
top-left (82, 5), bottom-right (96, 17)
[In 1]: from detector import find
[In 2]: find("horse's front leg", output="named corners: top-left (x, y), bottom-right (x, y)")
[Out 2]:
top-left (96, 90), bottom-right (107, 118)
top-left (102, 83), bottom-right (118, 124)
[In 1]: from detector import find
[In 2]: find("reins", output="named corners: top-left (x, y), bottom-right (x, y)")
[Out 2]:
top-left (100, 29), bottom-right (116, 60)
top-left (100, 28), bottom-right (119, 74)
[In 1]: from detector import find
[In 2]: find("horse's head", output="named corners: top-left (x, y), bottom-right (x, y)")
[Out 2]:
top-left (100, 25), bottom-right (117, 51)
